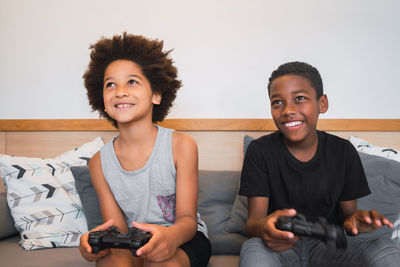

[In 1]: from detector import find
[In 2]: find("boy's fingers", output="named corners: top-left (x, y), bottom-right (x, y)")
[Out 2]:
top-left (132, 221), bottom-right (154, 233)
top-left (352, 227), bottom-right (358, 235)
top-left (79, 233), bottom-right (91, 252)
top-left (94, 219), bottom-right (115, 231)
top-left (383, 218), bottom-right (394, 228)
top-left (271, 228), bottom-right (295, 239)
top-left (369, 210), bottom-right (391, 227)
top-left (353, 210), bottom-right (371, 224)
top-left (348, 217), bottom-right (359, 235)
top-left (363, 215), bottom-right (372, 224)
top-left (80, 219), bottom-right (115, 254)
top-left (268, 209), bottom-right (297, 239)
top-left (275, 209), bottom-right (297, 218)
top-left (136, 240), bottom-right (154, 256)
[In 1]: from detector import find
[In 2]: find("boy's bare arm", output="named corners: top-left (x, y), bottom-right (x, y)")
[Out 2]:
top-left (172, 132), bottom-right (199, 244)
top-left (89, 152), bottom-right (128, 231)
top-left (246, 197), bottom-right (270, 238)
top-left (134, 132), bottom-right (198, 262)
top-left (79, 152), bottom-right (129, 262)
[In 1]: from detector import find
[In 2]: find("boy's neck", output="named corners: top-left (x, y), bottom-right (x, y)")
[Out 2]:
top-left (117, 119), bottom-right (157, 145)
top-left (283, 131), bottom-right (319, 163)
top-left (113, 120), bottom-right (159, 172)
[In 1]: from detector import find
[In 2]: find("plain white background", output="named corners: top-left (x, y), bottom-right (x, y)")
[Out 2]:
top-left (0, 0), bottom-right (399, 119)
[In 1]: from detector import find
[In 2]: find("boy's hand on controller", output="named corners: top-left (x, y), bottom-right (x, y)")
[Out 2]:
top-left (343, 209), bottom-right (393, 235)
top-left (132, 221), bottom-right (178, 262)
top-left (262, 209), bottom-right (299, 252)
top-left (78, 219), bottom-right (114, 262)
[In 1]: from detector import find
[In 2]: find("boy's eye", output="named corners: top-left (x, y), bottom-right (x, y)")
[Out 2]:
top-left (271, 100), bottom-right (282, 106)
top-left (128, 79), bottom-right (137, 85)
top-left (105, 82), bottom-right (115, 88)
top-left (296, 96), bottom-right (306, 101)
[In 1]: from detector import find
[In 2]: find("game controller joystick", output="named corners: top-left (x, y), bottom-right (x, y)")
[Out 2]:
top-left (88, 226), bottom-right (152, 256)
top-left (275, 214), bottom-right (347, 249)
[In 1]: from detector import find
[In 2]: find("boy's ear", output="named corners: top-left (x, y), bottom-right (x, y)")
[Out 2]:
top-left (152, 92), bottom-right (162, 105)
top-left (319, 94), bottom-right (329, 114)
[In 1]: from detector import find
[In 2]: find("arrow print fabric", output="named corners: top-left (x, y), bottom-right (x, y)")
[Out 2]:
top-left (0, 137), bottom-right (104, 250)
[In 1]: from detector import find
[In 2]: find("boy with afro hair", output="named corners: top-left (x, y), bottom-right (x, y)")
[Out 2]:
top-left (78, 33), bottom-right (211, 267)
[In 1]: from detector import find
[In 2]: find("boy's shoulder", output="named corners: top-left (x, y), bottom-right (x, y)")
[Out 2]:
top-left (318, 131), bottom-right (357, 158)
top-left (245, 131), bottom-right (282, 156)
top-left (250, 131), bottom-right (281, 147)
top-left (318, 130), bottom-right (352, 147)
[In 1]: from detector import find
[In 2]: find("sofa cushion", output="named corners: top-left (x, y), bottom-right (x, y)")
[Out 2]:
top-left (350, 136), bottom-right (400, 163)
top-left (224, 135), bottom-right (252, 236)
top-left (243, 134), bottom-right (254, 156)
top-left (224, 194), bottom-right (247, 236)
top-left (207, 254), bottom-right (239, 267)
top-left (0, 192), bottom-right (18, 240)
top-left (0, 235), bottom-right (93, 267)
top-left (198, 170), bottom-right (246, 254)
top-left (71, 166), bottom-right (102, 230)
top-left (356, 152), bottom-right (400, 242)
top-left (0, 235), bottom-right (229, 267)
top-left (0, 137), bottom-right (103, 250)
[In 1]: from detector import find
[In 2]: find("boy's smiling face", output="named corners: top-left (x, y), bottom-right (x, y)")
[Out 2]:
top-left (269, 74), bottom-right (328, 146)
top-left (102, 59), bottom-right (161, 125)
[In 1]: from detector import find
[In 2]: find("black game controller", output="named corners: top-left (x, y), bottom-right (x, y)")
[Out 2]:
top-left (88, 226), bottom-right (152, 256)
top-left (275, 214), bottom-right (347, 249)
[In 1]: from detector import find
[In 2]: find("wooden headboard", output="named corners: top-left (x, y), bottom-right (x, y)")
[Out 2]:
top-left (1, 119), bottom-right (399, 193)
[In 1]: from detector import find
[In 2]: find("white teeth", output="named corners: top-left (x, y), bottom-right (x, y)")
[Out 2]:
top-left (116, 104), bottom-right (133, 108)
top-left (285, 121), bottom-right (302, 127)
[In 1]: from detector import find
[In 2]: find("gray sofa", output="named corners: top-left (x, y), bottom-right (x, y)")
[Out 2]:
top-left (1, 153), bottom-right (400, 266)
top-left (0, 170), bottom-right (244, 267)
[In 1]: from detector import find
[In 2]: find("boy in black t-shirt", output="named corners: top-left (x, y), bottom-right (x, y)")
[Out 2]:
top-left (239, 62), bottom-right (400, 267)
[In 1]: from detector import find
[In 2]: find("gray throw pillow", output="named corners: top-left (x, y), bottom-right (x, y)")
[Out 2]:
top-left (71, 166), bottom-right (103, 230)
top-left (0, 192), bottom-right (18, 240)
top-left (224, 135), bottom-right (254, 236)
top-left (356, 152), bottom-right (400, 242)
top-left (198, 170), bottom-right (247, 254)
top-left (243, 134), bottom-right (255, 156)
top-left (224, 195), bottom-right (248, 236)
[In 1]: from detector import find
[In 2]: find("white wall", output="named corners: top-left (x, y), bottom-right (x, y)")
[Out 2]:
top-left (1, 0), bottom-right (399, 119)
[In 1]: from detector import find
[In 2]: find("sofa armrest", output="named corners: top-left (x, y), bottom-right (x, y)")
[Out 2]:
top-left (0, 192), bottom-right (18, 240)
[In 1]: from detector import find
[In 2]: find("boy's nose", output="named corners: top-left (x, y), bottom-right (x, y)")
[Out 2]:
top-left (116, 86), bottom-right (128, 97)
top-left (282, 104), bottom-right (296, 116)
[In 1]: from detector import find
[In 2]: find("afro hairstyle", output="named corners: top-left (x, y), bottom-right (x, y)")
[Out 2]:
top-left (83, 33), bottom-right (181, 127)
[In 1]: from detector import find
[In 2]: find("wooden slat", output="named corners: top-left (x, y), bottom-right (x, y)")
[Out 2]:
top-left (160, 119), bottom-right (277, 131)
top-left (0, 132), bottom-right (5, 154)
top-left (0, 119), bottom-right (399, 131)
top-left (6, 131), bottom-right (116, 158)
top-left (0, 119), bottom-right (116, 131)
top-left (316, 119), bottom-right (400, 131)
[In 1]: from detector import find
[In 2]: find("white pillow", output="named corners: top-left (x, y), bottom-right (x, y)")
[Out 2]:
top-left (350, 136), bottom-right (400, 163)
top-left (0, 137), bottom-right (104, 250)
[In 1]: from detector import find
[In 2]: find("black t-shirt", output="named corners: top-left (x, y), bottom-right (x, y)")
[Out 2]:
top-left (239, 131), bottom-right (370, 224)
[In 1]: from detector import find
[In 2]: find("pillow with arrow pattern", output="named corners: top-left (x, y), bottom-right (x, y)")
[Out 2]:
top-left (0, 137), bottom-right (103, 250)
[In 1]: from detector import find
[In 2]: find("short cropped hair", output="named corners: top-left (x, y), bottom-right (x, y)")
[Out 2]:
top-left (83, 33), bottom-right (181, 127)
top-left (267, 61), bottom-right (323, 99)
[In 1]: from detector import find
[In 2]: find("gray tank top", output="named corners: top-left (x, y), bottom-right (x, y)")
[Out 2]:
top-left (100, 125), bottom-right (208, 236)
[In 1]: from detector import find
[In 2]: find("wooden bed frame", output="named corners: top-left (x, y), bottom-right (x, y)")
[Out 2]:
top-left (1, 118), bottom-right (399, 193)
